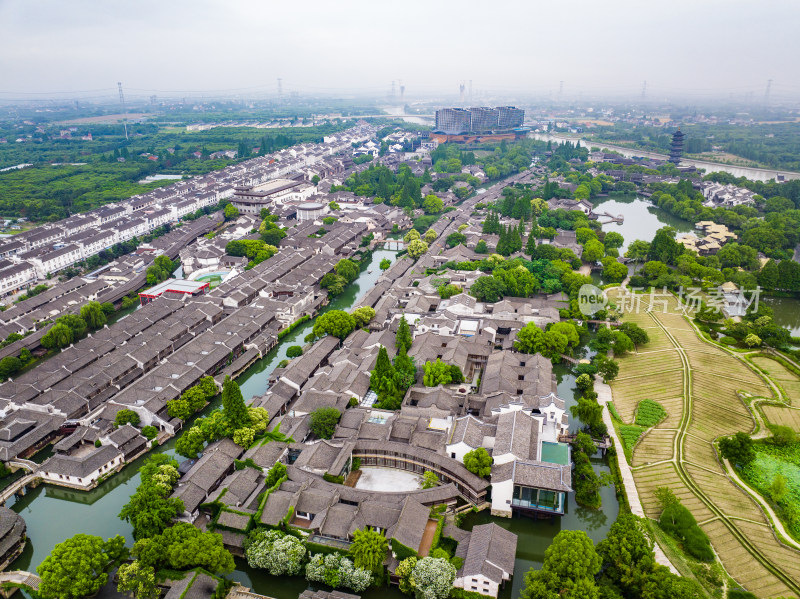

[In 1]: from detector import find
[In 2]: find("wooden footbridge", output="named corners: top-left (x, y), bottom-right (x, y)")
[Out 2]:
top-left (558, 433), bottom-right (613, 455)
top-left (593, 211), bottom-right (624, 224)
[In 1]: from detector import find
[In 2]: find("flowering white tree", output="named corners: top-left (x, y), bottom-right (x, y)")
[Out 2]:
top-left (305, 552), bottom-right (371, 592)
top-left (245, 530), bottom-right (306, 576)
top-left (412, 557), bottom-right (456, 599)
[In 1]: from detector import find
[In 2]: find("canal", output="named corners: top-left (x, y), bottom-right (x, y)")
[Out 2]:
top-left (532, 133), bottom-right (800, 182)
top-left (7, 246), bottom-right (621, 599)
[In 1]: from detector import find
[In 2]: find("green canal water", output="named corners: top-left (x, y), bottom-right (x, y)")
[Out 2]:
top-left (7, 247), bottom-right (620, 599)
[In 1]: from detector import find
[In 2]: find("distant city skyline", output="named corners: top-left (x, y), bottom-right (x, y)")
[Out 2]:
top-left (1, 0), bottom-right (798, 103)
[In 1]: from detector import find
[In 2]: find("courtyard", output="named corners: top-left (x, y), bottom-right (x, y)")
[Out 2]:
top-left (354, 467), bottom-right (422, 492)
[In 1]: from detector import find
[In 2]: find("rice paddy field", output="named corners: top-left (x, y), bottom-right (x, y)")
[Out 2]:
top-left (607, 289), bottom-right (800, 597)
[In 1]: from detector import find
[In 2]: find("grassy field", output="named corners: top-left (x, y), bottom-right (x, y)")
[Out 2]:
top-left (608, 289), bottom-right (800, 598)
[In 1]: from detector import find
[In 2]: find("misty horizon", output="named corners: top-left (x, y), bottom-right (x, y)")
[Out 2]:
top-left (1, 0), bottom-right (799, 104)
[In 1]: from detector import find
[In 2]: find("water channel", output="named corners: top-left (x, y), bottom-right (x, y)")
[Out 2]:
top-left (532, 133), bottom-right (800, 182)
top-left (6, 245), bottom-right (621, 599)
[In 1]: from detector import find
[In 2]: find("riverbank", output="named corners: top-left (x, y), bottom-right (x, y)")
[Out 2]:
top-left (6, 247), bottom-right (400, 580)
top-left (532, 133), bottom-right (800, 182)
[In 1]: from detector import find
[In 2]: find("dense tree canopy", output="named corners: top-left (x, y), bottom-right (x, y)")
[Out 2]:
top-left (38, 534), bottom-right (127, 599)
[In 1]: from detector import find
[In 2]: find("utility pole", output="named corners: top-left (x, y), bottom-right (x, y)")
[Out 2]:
top-left (117, 82), bottom-right (128, 140)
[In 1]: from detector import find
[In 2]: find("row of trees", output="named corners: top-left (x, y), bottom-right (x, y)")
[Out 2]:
top-left (41, 301), bottom-right (115, 350)
top-left (175, 377), bottom-right (269, 457)
top-left (521, 516), bottom-right (705, 599)
top-left (166, 375), bottom-right (218, 420)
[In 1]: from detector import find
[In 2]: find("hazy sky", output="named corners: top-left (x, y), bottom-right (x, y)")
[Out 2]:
top-left (1, 0), bottom-right (798, 102)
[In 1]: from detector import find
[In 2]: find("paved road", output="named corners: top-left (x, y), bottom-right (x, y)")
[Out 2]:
top-left (596, 380), bottom-right (678, 574)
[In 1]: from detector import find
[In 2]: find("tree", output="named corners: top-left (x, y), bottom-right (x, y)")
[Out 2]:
top-left (421, 470), bottom-right (438, 489)
top-left (407, 239), bottom-right (429, 260)
top-left (648, 227), bottom-right (682, 264)
top-left (571, 397), bottom-right (604, 436)
top-left (471, 275), bottom-right (506, 302)
top-left (438, 283), bottom-right (461, 299)
top-left (520, 530), bottom-right (601, 599)
top-left (352, 306), bottom-right (376, 328)
top-left (380, 258), bottom-right (391, 270)
top-left (114, 409), bottom-right (140, 428)
top-left (596, 513), bottom-right (657, 596)
top-left (119, 455), bottom-right (184, 539)
top-left (619, 322), bottom-right (650, 346)
top-left (38, 534), bottom-right (126, 599)
top-left (396, 314), bottom-right (413, 352)
top-left (423, 359), bottom-right (453, 386)
top-left (422, 195), bottom-right (444, 214)
top-left (117, 562), bottom-right (159, 599)
top-left (313, 310), bottom-right (356, 339)
top-left (221, 376), bottom-right (249, 429)
top-left (744, 333), bottom-right (762, 347)
top-left (305, 552), bottom-right (371, 593)
top-left (411, 557), bottom-right (457, 599)
top-left (80, 301), bottom-right (107, 330)
top-left (133, 523), bottom-right (234, 574)
top-left (350, 528), bottom-right (389, 572)
top-left (424, 229), bottom-right (438, 244)
top-left (246, 529), bottom-right (306, 576)
top-left (0, 356), bottom-right (21, 379)
top-left (719, 432), bottom-right (755, 467)
top-left (445, 232), bottom-right (467, 248)
top-left (769, 425), bottom-right (797, 446)
top-left (286, 345), bottom-right (303, 359)
top-left (576, 373), bottom-right (593, 391)
top-left (550, 322), bottom-right (580, 349)
top-left (41, 322), bottom-right (74, 350)
top-left (475, 240), bottom-right (489, 254)
top-left (265, 462), bottom-right (287, 487)
top-left (321, 273), bottom-right (347, 296)
top-left (594, 355), bottom-right (619, 382)
top-left (602, 258), bottom-right (628, 283)
top-left (233, 427), bottom-right (255, 447)
top-left (396, 556), bottom-right (418, 594)
top-left (604, 231), bottom-right (624, 250)
top-left (625, 240), bottom-right (651, 268)
top-left (582, 239), bottom-right (605, 263)
top-left (310, 407), bottom-right (341, 439)
top-left (463, 447), bottom-right (493, 477)
top-left (335, 258), bottom-right (360, 283)
top-left (224, 204), bottom-right (239, 220)
top-left (404, 229), bottom-right (421, 243)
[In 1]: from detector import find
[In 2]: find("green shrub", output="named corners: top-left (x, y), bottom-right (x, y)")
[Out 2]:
top-left (141, 426), bottom-right (158, 440)
top-left (323, 473), bottom-right (344, 484)
top-left (634, 399), bottom-right (667, 427)
top-left (659, 502), bottom-right (715, 562)
top-left (720, 336), bottom-right (738, 345)
top-left (391, 538), bottom-right (418, 561)
top-left (619, 425), bottom-right (646, 451)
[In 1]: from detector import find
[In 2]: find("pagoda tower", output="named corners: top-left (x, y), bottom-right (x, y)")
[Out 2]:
top-left (669, 128), bottom-right (685, 165)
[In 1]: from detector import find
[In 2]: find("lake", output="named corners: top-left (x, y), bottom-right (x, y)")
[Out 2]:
top-left (592, 194), bottom-right (694, 251)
